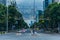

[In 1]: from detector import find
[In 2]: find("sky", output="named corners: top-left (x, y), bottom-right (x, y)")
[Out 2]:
top-left (16, 0), bottom-right (44, 26)
top-left (16, 0), bottom-right (44, 10)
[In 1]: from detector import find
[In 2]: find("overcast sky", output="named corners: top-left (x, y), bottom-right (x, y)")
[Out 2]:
top-left (16, 0), bottom-right (44, 10)
top-left (16, 0), bottom-right (44, 25)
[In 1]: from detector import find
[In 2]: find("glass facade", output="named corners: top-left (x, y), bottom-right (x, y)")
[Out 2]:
top-left (45, 0), bottom-right (49, 9)
top-left (44, 0), bottom-right (53, 9)
top-left (48, 0), bottom-right (53, 4)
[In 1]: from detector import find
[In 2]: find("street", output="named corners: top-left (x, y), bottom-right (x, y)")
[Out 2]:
top-left (0, 33), bottom-right (60, 40)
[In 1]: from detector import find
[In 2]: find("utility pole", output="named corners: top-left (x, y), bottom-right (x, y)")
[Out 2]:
top-left (33, 0), bottom-right (36, 22)
top-left (34, 0), bottom-right (38, 22)
top-left (6, 0), bottom-right (9, 32)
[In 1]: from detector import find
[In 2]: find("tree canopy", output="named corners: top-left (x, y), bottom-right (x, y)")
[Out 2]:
top-left (0, 4), bottom-right (28, 31)
top-left (44, 3), bottom-right (60, 32)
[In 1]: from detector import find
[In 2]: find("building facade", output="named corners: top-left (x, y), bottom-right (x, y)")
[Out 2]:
top-left (44, 0), bottom-right (49, 9)
top-left (44, 0), bottom-right (53, 10)
top-left (44, 0), bottom-right (60, 10)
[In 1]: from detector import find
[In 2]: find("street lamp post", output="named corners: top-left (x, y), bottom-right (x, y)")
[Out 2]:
top-left (6, 0), bottom-right (9, 32)
top-left (34, 0), bottom-right (37, 22)
top-left (34, 0), bottom-right (35, 16)
top-left (36, 11), bottom-right (39, 23)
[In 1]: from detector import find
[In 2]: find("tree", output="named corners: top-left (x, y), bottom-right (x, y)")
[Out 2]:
top-left (8, 5), bottom-right (28, 30)
top-left (44, 2), bottom-right (60, 32)
top-left (0, 4), bottom-right (28, 31)
top-left (0, 4), bottom-right (6, 31)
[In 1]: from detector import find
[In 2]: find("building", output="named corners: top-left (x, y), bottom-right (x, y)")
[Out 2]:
top-left (44, 0), bottom-right (60, 10)
top-left (48, 0), bottom-right (53, 4)
top-left (44, 0), bottom-right (52, 9)
top-left (43, 0), bottom-right (45, 10)
top-left (0, 0), bottom-right (6, 5)
top-left (52, 0), bottom-right (59, 2)
top-left (44, 0), bottom-right (49, 9)
top-left (44, 0), bottom-right (53, 10)
top-left (35, 10), bottom-right (43, 22)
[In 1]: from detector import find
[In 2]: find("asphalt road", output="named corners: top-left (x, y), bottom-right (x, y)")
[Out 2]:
top-left (0, 33), bottom-right (60, 40)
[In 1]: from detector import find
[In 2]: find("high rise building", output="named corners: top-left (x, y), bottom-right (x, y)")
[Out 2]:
top-left (44, 0), bottom-right (53, 10)
top-left (44, 0), bottom-right (49, 9)
top-left (44, 0), bottom-right (60, 10)
top-left (48, 0), bottom-right (53, 4)
top-left (0, 0), bottom-right (6, 5)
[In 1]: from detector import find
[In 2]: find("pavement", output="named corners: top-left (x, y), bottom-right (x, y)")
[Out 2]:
top-left (0, 33), bottom-right (60, 40)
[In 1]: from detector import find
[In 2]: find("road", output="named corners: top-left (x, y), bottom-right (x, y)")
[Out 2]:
top-left (0, 33), bottom-right (60, 40)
